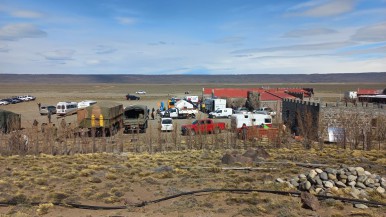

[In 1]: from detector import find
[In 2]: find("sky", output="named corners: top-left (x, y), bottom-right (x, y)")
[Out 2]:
top-left (0, 0), bottom-right (385, 75)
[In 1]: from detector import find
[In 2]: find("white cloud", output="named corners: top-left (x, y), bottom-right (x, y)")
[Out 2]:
top-left (85, 59), bottom-right (103, 65)
top-left (0, 43), bottom-right (9, 52)
top-left (351, 22), bottom-right (386, 42)
top-left (94, 45), bottom-right (116, 54)
top-left (40, 49), bottom-right (75, 60)
top-left (288, 0), bottom-right (356, 17)
top-left (282, 28), bottom-right (337, 38)
top-left (115, 17), bottom-right (136, 25)
top-left (0, 23), bottom-right (47, 40)
top-left (339, 45), bottom-right (386, 56)
top-left (233, 41), bottom-right (355, 54)
top-left (10, 10), bottom-right (44, 18)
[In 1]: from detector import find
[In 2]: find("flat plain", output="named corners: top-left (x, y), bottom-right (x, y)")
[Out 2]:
top-left (0, 81), bottom-right (385, 217)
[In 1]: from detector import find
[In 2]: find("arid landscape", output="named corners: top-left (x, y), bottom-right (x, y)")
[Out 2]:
top-left (0, 77), bottom-right (385, 217)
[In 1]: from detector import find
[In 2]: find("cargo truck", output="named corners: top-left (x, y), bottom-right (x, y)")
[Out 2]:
top-left (77, 102), bottom-right (123, 136)
top-left (123, 105), bottom-right (148, 133)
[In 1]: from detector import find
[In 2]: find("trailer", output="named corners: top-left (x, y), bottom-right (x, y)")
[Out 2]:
top-left (77, 101), bottom-right (123, 136)
top-left (0, 109), bottom-right (21, 133)
top-left (204, 98), bottom-right (226, 113)
top-left (231, 113), bottom-right (272, 129)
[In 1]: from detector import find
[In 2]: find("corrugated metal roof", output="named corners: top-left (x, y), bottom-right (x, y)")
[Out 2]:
top-left (203, 87), bottom-right (305, 100)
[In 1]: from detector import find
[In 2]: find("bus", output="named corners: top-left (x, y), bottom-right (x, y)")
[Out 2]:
top-left (77, 100), bottom-right (97, 109)
top-left (56, 102), bottom-right (78, 116)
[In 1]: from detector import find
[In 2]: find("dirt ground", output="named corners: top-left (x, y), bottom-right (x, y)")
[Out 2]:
top-left (0, 83), bottom-right (385, 217)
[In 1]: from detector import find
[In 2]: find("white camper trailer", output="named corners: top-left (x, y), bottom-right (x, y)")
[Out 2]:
top-left (231, 113), bottom-right (272, 130)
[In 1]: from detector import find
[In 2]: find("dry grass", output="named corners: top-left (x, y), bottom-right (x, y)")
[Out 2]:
top-left (0, 144), bottom-right (384, 216)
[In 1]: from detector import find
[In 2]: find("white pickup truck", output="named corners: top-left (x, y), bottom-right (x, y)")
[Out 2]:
top-left (161, 108), bottom-right (198, 119)
top-left (208, 108), bottom-right (233, 119)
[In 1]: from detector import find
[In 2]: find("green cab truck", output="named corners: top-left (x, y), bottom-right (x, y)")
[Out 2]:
top-left (123, 105), bottom-right (148, 133)
top-left (0, 109), bottom-right (21, 133)
top-left (77, 101), bottom-right (123, 136)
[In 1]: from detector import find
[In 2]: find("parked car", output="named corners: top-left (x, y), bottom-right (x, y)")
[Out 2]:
top-left (255, 107), bottom-right (276, 116)
top-left (161, 118), bottom-right (174, 132)
top-left (126, 94), bottom-right (140, 100)
top-left (234, 107), bottom-right (249, 114)
top-left (135, 90), bottom-right (146, 94)
top-left (4, 98), bottom-right (19, 104)
top-left (0, 100), bottom-right (9, 105)
top-left (40, 105), bottom-right (57, 115)
top-left (181, 119), bottom-right (226, 136)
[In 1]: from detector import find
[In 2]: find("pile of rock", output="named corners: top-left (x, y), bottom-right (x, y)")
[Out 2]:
top-left (276, 166), bottom-right (385, 198)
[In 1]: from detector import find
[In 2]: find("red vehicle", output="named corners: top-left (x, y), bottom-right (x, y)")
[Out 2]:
top-left (181, 119), bottom-right (226, 135)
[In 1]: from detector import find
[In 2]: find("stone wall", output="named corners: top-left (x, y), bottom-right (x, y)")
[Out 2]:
top-left (282, 99), bottom-right (386, 143)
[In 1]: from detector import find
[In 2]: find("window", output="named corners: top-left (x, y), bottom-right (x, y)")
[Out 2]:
top-left (265, 118), bottom-right (272, 124)
top-left (244, 115), bottom-right (248, 118)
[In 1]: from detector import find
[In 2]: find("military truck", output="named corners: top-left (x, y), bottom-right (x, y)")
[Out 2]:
top-left (0, 109), bottom-right (21, 133)
top-left (77, 102), bottom-right (123, 136)
top-left (123, 105), bottom-right (148, 133)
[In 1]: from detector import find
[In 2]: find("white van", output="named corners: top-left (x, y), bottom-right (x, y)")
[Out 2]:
top-left (231, 113), bottom-right (272, 129)
top-left (161, 118), bottom-right (174, 132)
top-left (209, 108), bottom-right (233, 119)
top-left (78, 100), bottom-right (97, 109)
top-left (56, 102), bottom-right (78, 116)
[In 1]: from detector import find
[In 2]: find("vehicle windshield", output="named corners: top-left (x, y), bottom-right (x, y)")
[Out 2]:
top-left (162, 119), bottom-right (172, 124)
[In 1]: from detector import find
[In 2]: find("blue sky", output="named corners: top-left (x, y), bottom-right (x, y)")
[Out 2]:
top-left (0, 0), bottom-right (385, 74)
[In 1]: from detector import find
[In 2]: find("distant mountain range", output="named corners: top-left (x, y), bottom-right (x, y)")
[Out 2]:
top-left (0, 72), bottom-right (385, 84)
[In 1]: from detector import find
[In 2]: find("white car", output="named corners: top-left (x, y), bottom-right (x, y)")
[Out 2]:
top-left (161, 118), bottom-right (173, 132)
top-left (255, 107), bottom-right (276, 116)
top-left (136, 90), bottom-right (146, 94)
top-left (0, 100), bottom-right (9, 105)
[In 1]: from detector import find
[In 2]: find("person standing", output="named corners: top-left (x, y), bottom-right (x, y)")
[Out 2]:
top-left (151, 108), bottom-right (155, 120)
top-left (37, 102), bottom-right (41, 110)
top-left (48, 110), bottom-right (52, 124)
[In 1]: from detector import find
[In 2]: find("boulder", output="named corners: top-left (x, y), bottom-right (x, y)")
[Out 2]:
top-left (323, 181), bottom-right (334, 188)
top-left (300, 192), bottom-right (320, 211)
top-left (242, 147), bottom-right (270, 161)
top-left (348, 175), bottom-right (357, 182)
top-left (376, 187), bottom-right (385, 194)
top-left (328, 173), bottom-right (337, 180)
top-left (355, 182), bottom-right (366, 189)
top-left (355, 167), bottom-right (365, 176)
top-left (354, 204), bottom-right (368, 209)
top-left (221, 153), bottom-right (237, 164)
top-left (335, 181), bottom-right (347, 188)
top-left (308, 170), bottom-right (317, 179)
top-left (320, 172), bottom-right (328, 180)
top-left (315, 168), bottom-right (323, 174)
